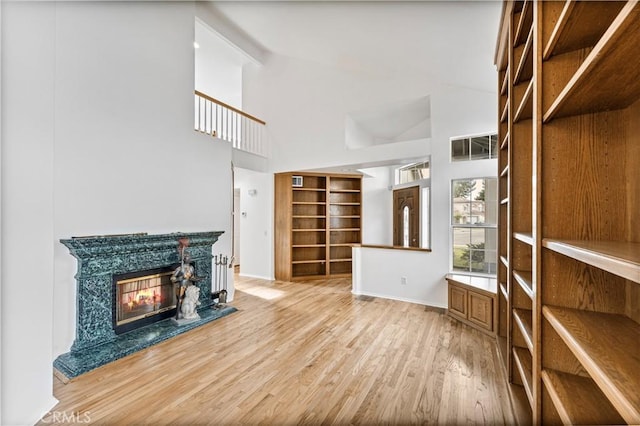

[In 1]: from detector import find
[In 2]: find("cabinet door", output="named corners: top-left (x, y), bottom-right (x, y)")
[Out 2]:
top-left (448, 285), bottom-right (467, 319)
top-left (468, 291), bottom-right (493, 331)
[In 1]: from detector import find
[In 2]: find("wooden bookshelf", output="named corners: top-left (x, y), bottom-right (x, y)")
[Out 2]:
top-left (275, 172), bottom-right (362, 281)
top-left (512, 270), bottom-right (533, 299)
top-left (514, 0), bottom-right (533, 46)
top-left (513, 26), bottom-right (534, 84)
top-left (541, 369), bottom-right (625, 425)
top-left (542, 240), bottom-right (640, 283)
top-left (543, 307), bottom-right (640, 424)
top-left (513, 232), bottom-right (533, 246)
top-left (513, 346), bottom-right (533, 406)
top-left (496, 1), bottom-right (640, 424)
top-left (542, 1), bottom-right (626, 59)
top-left (543, 2), bottom-right (640, 121)
top-left (512, 308), bottom-right (533, 353)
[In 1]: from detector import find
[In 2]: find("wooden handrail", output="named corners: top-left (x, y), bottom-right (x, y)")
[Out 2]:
top-left (194, 90), bottom-right (266, 125)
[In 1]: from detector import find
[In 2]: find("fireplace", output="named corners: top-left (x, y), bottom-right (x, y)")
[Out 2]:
top-left (59, 231), bottom-right (223, 352)
top-left (113, 266), bottom-right (179, 334)
top-left (54, 231), bottom-right (237, 380)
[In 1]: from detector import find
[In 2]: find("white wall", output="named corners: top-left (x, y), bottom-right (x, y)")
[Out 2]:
top-left (1, 3), bottom-right (58, 424)
top-left (242, 47), bottom-right (498, 309)
top-left (195, 19), bottom-right (243, 108)
top-left (1, 0), bottom-right (4, 420)
top-left (360, 167), bottom-right (393, 246)
top-left (234, 167), bottom-right (274, 280)
top-left (353, 248), bottom-right (446, 307)
top-left (233, 189), bottom-right (241, 265)
top-left (2, 2), bottom-right (234, 423)
top-left (243, 55), bottom-right (433, 173)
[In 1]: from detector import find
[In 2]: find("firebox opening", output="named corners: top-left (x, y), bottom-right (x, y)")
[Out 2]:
top-left (112, 264), bottom-right (184, 335)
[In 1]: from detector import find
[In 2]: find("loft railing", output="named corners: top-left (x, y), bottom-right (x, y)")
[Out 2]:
top-left (194, 90), bottom-right (267, 157)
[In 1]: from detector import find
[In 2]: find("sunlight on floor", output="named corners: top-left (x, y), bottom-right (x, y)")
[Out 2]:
top-left (236, 284), bottom-right (285, 300)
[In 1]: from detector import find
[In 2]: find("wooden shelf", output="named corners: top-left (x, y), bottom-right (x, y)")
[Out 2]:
top-left (500, 66), bottom-right (509, 95)
top-left (293, 188), bottom-right (325, 192)
top-left (543, 306), bottom-right (640, 424)
top-left (513, 308), bottom-right (533, 353)
top-left (542, 240), bottom-right (640, 284)
top-left (500, 99), bottom-right (509, 123)
top-left (500, 132), bottom-right (509, 150)
top-left (291, 259), bottom-right (326, 265)
top-left (541, 369), bottom-right (625, 425)
top-left (513, 79), bottom-right (533, 122)
top-left (496, 3), bottom-right (639, 424)
top-left (514, 232), bottom-right (533, 246)
top-left (514, 0), bottom-right (533, 46)
top-left (512, 270), bottom-right (533, 299)
top-left (513, 346), bottom-right (533, 407)
top-left (543, 2), bottom-right (640, 121)
top-left (277, 172), bottom-right (361, 280)
top-left (499, 283), bottom-right (508, 300)
top-left (513, 26), bottom-right (534, 84)
top-left (543, 1), bottom-right (626, 60)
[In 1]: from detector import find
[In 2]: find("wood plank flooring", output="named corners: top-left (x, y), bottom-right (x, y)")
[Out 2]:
top-left (43, 275), bottom-right (516, 425)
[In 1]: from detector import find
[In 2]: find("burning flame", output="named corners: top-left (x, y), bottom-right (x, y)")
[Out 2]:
top-left (124, 289), bottom-right (162, 310)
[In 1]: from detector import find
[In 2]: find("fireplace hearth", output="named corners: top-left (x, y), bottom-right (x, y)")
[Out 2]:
top-left (53, 231), bottom-right (237, 380)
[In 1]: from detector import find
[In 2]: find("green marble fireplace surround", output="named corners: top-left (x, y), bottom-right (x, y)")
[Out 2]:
top-left (54, 231), bottom-right (236, 379)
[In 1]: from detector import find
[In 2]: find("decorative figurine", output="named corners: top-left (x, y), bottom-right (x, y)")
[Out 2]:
top-left (171, 238), bottom-right (202, 321)
top-left (180, 285), bottom-right (201, 320)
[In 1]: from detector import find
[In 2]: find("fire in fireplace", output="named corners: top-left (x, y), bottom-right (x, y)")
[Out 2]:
top-left (113, 266), bottom-right (179, 334)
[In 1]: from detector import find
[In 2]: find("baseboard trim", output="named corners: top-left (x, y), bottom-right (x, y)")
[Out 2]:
top-left (238, 272), bottom-right (274, 281)
top-left (351, 289), bottom-right (447, 310)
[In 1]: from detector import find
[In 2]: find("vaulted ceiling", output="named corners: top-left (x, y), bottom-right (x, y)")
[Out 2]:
top-left (211, 1), bottom-right (502, 93)
top-left (200, 1), bottom-right (502, 168)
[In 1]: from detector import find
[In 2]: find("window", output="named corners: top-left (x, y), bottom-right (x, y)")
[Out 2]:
top-left (451, 178), bottom-right (497, 274)
top-left (451, 134), bottom-right (498, 161)
top-left (395, 160), bottom-right (430, 185)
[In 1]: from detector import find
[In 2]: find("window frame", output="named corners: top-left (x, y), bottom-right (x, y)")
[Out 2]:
top-left (450, 132), bottom-right (498, 162)
top-left (450, 177), bottom-right (498, 276)
top-left (395, 160), bottom-right (431, 185)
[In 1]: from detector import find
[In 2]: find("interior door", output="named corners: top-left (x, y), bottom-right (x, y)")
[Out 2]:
top-left (393, 186), bottom-right (420, 247)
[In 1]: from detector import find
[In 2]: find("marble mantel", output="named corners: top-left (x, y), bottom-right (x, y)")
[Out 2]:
top-left (54, 231), bottom-right (236, 379)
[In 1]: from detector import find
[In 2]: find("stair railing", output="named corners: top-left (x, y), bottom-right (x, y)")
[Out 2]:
top-left (194, 90), bottom-right (267, 157)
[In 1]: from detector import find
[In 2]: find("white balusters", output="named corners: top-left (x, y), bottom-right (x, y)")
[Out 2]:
top-left (194, 91), bottom-right (267, 157)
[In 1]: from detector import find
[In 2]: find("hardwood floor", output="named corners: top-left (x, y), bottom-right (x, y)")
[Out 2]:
top-left (44, 275), bottom-right (516, 425)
